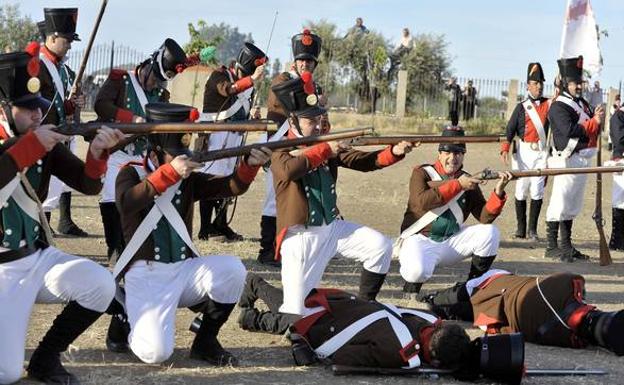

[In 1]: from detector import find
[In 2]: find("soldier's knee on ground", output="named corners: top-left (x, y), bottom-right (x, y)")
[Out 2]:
top-left (131, 339), bottom-right (174, 364)
top-left (0, 363), bottom-right (23, 385)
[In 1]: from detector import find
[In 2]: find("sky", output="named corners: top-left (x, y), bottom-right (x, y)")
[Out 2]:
top-left (13, 0), bottom-right (624, 89)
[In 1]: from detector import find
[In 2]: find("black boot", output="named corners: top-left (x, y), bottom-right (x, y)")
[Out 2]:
top-left (544, 221), bottom-right (563, 260)
top-left (467, 255), bottom-right (495, 280)
top-left (189, 298), bottom-right (239, 366)
top-left (99, 202), bottom-right (125, 261)
top-left (418, 282), bottom-right (474, 321)
top-left (197, 199), bottom-right (219, 240)
top-left (560, 220), bottom-right (590, 261)
top-left (257, 216), bottom-right (279, 267)
top-left (579, 310), bottom-right (624, 356)
top-left (513, 199), bottom-right (527, 239)
top-left (57, 192), bottom-right (88, 237)
top-left (358, 269), bottom-right (386, 301)
top-left (105, 298), bottom-right (130, 353)
top-left (44, 211), bottom-right (56, 237)
top-left (237, 307), bottom-right (296, 335)
top-left (528, 199), bottom-right (543, 241)
top-left (609, 208), bottom-right (624, 251)
top-left (27, 301), bottom-right (103, 384)
top-left (402, 281), bottom-right (423, 294)
top-left (213, 200), bottom-right (243, 242)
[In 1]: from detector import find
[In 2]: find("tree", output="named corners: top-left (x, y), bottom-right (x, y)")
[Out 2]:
top-left (270, 57), bottom-right (282, 78)
top-left (187, 21), bottom-right (254, 65)
top-left (0, 4), bottom-right (38, 52)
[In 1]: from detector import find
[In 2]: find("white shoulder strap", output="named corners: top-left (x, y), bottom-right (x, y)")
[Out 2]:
top-left (40, 54), bottom-right (65, 98)
top-left (555, 95), bottom-right (591, 123)
top-left (522, 99), bottom-right (547, 151)
top-left (127, 71), bottom-right (149, 114)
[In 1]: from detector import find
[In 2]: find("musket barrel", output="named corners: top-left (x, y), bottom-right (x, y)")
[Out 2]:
top-left (58, 121), bottom-right (270, 136)
top-left (525, 369), bottom-right (608, 376)
top-left (351, 135), bottom-right (505, 146)
top-left (478, 166), bottom-right (624, 180)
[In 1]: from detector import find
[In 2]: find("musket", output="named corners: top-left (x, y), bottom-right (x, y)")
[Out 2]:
top-left (350, 135), bottom-right (505, 146)
top-left (192, 127), bottom-right (373, 163)
top-left (331, 364), bottom-right (607, 377)
top-left (68, 0), bottom-right (109, 124)
top-left (594, 105), bottom-right (612, 266)
top-left (475, 166), bottom-right (624, 180)
top-left (56, 120), bottom-right (271, 137)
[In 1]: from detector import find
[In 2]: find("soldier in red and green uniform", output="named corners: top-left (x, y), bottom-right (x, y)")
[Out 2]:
top-left (94, 38), bottom-right (187, 261)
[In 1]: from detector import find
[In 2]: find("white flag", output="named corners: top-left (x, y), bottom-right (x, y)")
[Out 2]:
top-left (559, 0), bottom-right (602, 77)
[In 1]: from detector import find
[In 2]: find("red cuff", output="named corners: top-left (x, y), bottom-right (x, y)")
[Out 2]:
top-left (437, 179), bottom-right (462, 203)
top-left (234, 76), bottom-right (254, 93)
top-left (85, 147), bottom-right (109, 179)
top-left (236, 162), bottom-right (260, 184)
top-left (303, 142), bottom-right (333, 169)
top-left (583, 118), bottom-right (600, 148)
top-left (500, 142), bottom-right (510, 153)
top-left (63, 99), bottom-right (75, 115)
top-left (376, 145), bottom-right (403, 167)
top-left (115, 108), bottom-right (135, 123)
top-left (6, 130), bottom-right (47, 170)
top-left (146, 163), bottom-right (181, 193)
top-left (485, 191), bottom-right (506, 215)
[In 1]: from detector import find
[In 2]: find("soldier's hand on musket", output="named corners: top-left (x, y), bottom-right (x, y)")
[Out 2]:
top-left (392, 140), bottom-right (418, 156)
top-left (171, 155), bottom-right (202, 179)
top-left (594, 104), bottom-right (605, 125)
top-left (494, 171), bottom-right (513, 197)
top-left (132, 115), bottom-right (146, 124)
top-left (251, 64), bottom-right (266, 84)
top-left (328, 140), bottom-right (351, 157)
top-left (69, 93), bottom-right (86, 109)
top-left (90, 126), bottom-right (126, 159)
top-left (500, 151), bottom-right (509, 165)
top-left (34, 124), bottom-right (70, 151)
top-left (246, 147), bottom-right (272, 166)
top-left (458, 174), bottom-right (482, 191)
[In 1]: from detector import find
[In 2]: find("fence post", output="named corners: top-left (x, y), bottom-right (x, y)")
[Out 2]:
top-left (396, 70), bottom-right (408, 117)
top-left (109, 41), bottom-right (115, 73)
top-left (506, 79), bottom-right (519, 120)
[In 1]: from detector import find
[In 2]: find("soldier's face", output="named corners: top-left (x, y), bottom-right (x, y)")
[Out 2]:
top-left (46, 35), bottom-right (72, 58)
top-left (567, 80), bottom-right (582, 98)
top-left (438, 151), bottom-right (464, 174)
top-left (296, 59), bottom-right (316, 74)
top-left (527, 80), bottom-right (543, 99)
top-left (297, 116), bottom-right (322, 136)
top-left (5, 106), bottom-right (42, 134)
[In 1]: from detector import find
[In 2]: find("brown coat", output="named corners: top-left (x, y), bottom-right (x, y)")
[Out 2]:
top-left (400, 162), bottom-right (505, 235)
top-left (115, 161), bottom-right (258, 270)
top-left (471, 272), bottom-right (586, 347)
top-left (202, 66), bottom-right (238, 113)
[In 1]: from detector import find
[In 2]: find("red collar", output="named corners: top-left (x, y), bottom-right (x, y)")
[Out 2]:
top-left (433, 161), bottom-right (462, 178)
top-left (41, 45), bottom-right (62, 65)
top-left (418, 321), bottom-right (441, 364)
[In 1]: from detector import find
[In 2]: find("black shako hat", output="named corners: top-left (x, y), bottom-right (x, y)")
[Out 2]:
top-left (292, 29), bottom-right (322, 62)
top-left (477, 333), bottom-right (525, 385)
top-left (236, 42), bottom-right (267, 77)
top-left (271, 73), bottom-right (325, 118)
top-left (146, 102), bottom-right (195, 157)
top-left (438, 126), bottom-right (466, 153)
top-left (527, 62), bottom-right (545, 82)
top-left (150, 38), bottom-right (187, 82)
top-left (43, 8), bottom-right (80, 41)
top-left (0, 47), bottom-right (51, 112)
top-left (37, 20), bottom-right (47, 42)
top-left (558, 55), bottom-right (583, 83)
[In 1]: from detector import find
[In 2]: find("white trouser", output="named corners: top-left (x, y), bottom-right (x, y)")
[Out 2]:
top-left (0, 248), bottom-right (115, 384)
top-left (399, 224), bottom-right (500, 284)
top-left (546, 153), bottom-right (589, 221)
top-left (124, 255), bottom-right (246, 364)
top-left (101, 151), bottom-right (143, 203)
top-left (512, 141), bottom-right (547, 201)
top-left (261, 169), bottom-right (276, 217)
top-left (278, 220), bottom-right (392, 316)
top-left (199, 132), bottom-right (244, 176)
top-left (42, 137), bottom-right (77, 212)
top-left (608, 160), bottom-right (624, 209)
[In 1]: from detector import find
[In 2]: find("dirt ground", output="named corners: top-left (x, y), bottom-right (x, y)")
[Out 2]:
top-left (19, 133), bottom-right (624, 385)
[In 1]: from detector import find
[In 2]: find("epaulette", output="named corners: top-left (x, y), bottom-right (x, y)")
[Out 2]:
top-left (109, 69), bottom-right (128, 80)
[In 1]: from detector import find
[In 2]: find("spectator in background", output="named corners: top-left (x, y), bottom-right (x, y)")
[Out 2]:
top-left (345, 17), bottom-right (369, 38)
top-left (462, 79), bottom-right (478, 120)
top-left (446, 77), bottom-right (461, 126)
top-left (608, 94), bottom-right (621, 151)
top-left (388, 27), bottom-right (413, 79)
top-left (588, 80), bottom-right (603, 108)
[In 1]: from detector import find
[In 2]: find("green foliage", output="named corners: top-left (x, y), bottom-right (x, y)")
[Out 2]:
top-left (185, 20), bottom-right (253, 65)
top-left (0, 4), bottom-right (38, 52)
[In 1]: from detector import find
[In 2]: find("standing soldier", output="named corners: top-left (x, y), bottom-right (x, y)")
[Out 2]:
top-left (258, 29), bottom-right (325, 266)
top-left (195, 42), bottom-right (267, 242)
top-left (446, 77), bottom-right (461, 126)
top-left (608, 103), bottom-right (624, 250)
top-left (94, 38), bottom-right (187, 261)
top-left (500, 63), bottom-right (550, 240)
top-left (544, 56), bottom-right (604, 262)
top-left (0, 46), bottom-right (124, 385)
top-left (38, 8), bottom-right (89, 237)
top-left (107, 102), bottom-right (271, 366)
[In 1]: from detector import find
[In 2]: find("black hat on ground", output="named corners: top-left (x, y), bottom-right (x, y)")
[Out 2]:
top-left (477, 333), bottom-right (525, 385)
top-left (438, 126), bottom-right (466, 153)
top-left (236, 42), bottom-right (267, 77)
top-left (0, 48), bottom-right (51, 112)
top-left (527, 62), bottom-right (545, 82)
top-left (271, 74), bottom-right (325, 118)
top-left (557, 56), bottom-right (583, 83)
top-left (150, 38), bottom-right (187, 82)
top-left (43, 8), bottom-right (80, 41)
top-left (146, 102), bottom-right (195, 157)
top-left (292, 29), bottom-right (322, 62)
